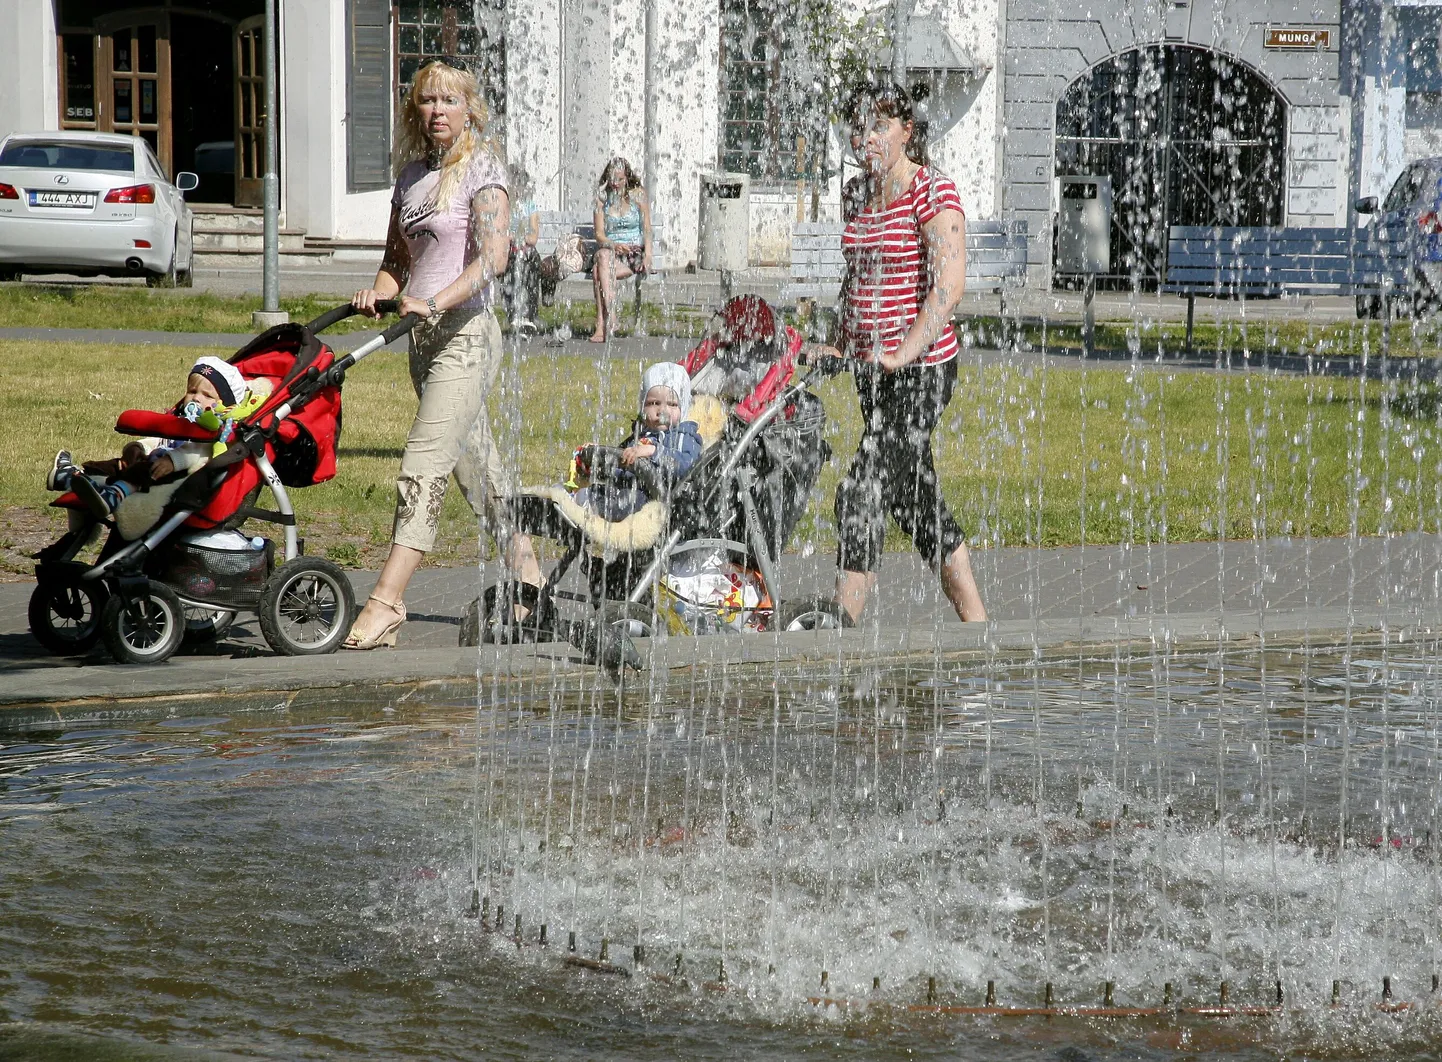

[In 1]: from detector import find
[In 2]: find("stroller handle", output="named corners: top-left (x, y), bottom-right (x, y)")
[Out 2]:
top-left (305, 299), bottom-right (404, 334)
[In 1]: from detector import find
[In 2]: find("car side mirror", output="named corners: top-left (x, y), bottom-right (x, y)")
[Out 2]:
top-left (175, 171), bottom-right (200, 193)
top-left (1355, 196), bottom-right (1378, 215)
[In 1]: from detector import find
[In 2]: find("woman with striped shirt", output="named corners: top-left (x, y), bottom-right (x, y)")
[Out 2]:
top-left (832, 83), bottom-right (986, 624)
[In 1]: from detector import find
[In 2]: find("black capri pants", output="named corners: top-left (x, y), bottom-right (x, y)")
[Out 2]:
top-left (834, 357), bottom-right (965, 574)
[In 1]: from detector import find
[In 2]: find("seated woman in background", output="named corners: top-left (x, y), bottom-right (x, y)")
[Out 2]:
top-left (590, 156), bottom-right (651, 343)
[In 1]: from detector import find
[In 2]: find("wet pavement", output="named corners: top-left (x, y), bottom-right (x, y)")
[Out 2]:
top-left (2, 534), bottom-right (1436, 716)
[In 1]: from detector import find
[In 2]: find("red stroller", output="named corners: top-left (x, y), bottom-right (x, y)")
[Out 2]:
top-left (29, 302), bottom-right (420, 664)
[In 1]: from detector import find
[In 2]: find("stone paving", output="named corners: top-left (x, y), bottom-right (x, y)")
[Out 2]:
top-left (2, 534), bottom-right (1437, 716)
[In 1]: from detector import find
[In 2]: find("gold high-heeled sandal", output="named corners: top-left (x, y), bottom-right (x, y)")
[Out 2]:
top-left (342, 595), bottom-right (407, 650)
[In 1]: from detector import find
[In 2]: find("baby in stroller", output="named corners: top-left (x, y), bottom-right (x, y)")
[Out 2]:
top-left (46, 355), bottom-right (271, 524)
top-left (463, 295), bottom-right (845, 653)
top-left (572, 362), bottom-right (703, 520)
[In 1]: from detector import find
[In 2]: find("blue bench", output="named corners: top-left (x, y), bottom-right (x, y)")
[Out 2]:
top-left (1164, 225), bottom-right (1410, 348)
top-left (783, 219), bottom-right (1029, 314)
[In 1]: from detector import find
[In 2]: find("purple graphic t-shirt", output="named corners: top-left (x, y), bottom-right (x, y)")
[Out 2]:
top-left (391, 152), bottom-right (507, 313)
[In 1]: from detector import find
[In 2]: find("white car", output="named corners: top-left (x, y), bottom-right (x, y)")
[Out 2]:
top-left (0, 131), bottom-right (198, 287)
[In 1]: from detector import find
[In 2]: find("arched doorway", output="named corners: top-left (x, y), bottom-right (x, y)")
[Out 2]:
top-left (1054, 44), bottom-right (1287, 288)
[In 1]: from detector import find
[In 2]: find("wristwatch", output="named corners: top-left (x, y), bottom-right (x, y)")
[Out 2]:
top-left (426, 296), bottom-right (438, 318)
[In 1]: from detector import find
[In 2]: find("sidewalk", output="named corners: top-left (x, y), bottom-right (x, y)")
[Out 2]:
top-left (2, 535), bottom-right (1436, 716)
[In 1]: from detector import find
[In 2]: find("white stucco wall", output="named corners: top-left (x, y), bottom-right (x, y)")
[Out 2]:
top-left (1288, 105), bottom-right (1350, 226)
top-left (0, 1), bottom-right (59, 141)
top-left (915, 0), bottom-right (1001, 219)
top-left (507, 0), bottom-right (563, 209)
top-left (651, 0), bottom-right (719, 266)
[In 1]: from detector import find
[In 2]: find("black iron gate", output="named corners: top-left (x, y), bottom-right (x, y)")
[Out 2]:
top-left (1054, 45), bottom-right (1287, 288)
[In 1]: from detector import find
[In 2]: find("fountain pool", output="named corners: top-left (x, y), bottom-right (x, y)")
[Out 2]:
top-left (4, 643), bottom-right (1442, 1060)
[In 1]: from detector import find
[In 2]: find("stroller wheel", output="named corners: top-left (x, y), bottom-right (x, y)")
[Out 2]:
top-left (464, 582), bottom-right (554, 647)
top-left (182, 607), bottom-right (237, 646)
top-left (258, 557), bottom-right (356, 656)
top-left (100, 581), bottom-right (186, 665)
top-left (572, 601), bottom-right (653, 672)
top-left (29, 563), bottom-right (108, 654)
top-left (775, 596), bottom-right (854, 633)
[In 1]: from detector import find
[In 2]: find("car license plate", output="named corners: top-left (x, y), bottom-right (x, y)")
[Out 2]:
top-left (28, 190), bottom-right (96, 208)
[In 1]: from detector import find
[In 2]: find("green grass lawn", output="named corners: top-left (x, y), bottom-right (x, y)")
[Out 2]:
top-left (962, 313), bottom-right (1442, 360)
top-left (0, 284), bottom-right (712, 339)
top-left (2, 338), bottom-right (1436, 576)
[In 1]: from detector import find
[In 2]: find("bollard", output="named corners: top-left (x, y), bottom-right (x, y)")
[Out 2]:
top-left (568, 930), bottom-right (577, 953)
top-left (599, 938), bottom-right (609, 962)
top-left (1332, 980), bottom-right (1341, 1005)
top-left (1044, 982), bottom-right (1054, 1007)
top-left (821, 970), bottom-right (829, 991)
top-left (1383, 976), bottom-right (1393, 1000)
top-left (539, 924), bottom-right (548, 947)
top-left (986, 980), bottom-right (996, 1006)
top-left (634, 944), bottom-right (646, 968)
top-left (1219, 981), bottom-right (1229, 1005)
top-left (1163, 982), bottom-right (1173, 1006)
top-left (927, 976), bottom-right (937, 1005)
top-left (1104, 981), bottom-right (1114, 1007)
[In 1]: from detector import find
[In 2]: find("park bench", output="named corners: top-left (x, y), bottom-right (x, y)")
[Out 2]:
top-left (1164, 225), bottom-right (1411, 349)
top-left (534, 209), bottom-right (668, 321)
top-left (782, 218), bottom-right (1029, 312)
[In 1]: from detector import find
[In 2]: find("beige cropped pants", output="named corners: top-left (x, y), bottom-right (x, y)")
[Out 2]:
top-left (392, 310), bottom-right (515, 553)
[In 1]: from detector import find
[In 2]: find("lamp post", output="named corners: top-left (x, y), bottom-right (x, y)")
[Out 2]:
top-left (890, 0), bottom-right (914, 85)
top-left (254, 0), bottom-right (287, 329)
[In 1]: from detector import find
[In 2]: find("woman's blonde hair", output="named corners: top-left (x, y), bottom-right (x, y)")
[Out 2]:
top-left (393, 60), bottom-right (500, 211)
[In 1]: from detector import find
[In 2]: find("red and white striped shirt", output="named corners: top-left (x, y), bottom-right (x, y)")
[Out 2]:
top-left (840, 166), bottom-right (964, 366)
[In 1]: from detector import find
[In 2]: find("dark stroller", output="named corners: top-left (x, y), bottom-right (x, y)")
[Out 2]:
top-left (29, 302), bottom-right (421, 664)
top-left (460, 296), bottom-right (850, 665)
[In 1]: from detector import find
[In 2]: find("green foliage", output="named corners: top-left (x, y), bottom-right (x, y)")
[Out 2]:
top-left (797, 0), bottom-right (889, 123)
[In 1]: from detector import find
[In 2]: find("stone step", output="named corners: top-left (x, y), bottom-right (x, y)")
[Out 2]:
top-left (189, 206), bottom-right (266, 232)
top-left (192, 248), bottom-right (337, 268)
top-left (193, 226), bottom-right (308, 252)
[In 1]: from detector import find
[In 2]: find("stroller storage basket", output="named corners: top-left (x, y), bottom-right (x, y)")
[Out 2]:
top-left (157, 536), bottom-right (271, 609)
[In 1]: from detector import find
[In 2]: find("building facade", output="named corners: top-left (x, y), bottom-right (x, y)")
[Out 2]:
top-left (0, 0), bottom-right (1438, 280)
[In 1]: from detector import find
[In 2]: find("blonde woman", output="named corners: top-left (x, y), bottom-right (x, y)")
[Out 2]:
top-left (348, 60), bottom-right (543, 649)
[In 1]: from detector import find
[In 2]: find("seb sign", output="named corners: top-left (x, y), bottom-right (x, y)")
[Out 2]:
top-left (1264, 27), bottom-right (1332, 49)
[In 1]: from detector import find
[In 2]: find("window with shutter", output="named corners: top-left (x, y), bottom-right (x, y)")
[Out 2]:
top-left (347, 0), bottom-right (391, 192)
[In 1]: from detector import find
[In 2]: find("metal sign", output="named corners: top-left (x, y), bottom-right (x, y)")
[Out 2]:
top-left (1264, 27), bottom-right (1332, 49)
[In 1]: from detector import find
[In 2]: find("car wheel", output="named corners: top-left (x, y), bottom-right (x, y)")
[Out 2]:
top-left (176, 220), bottom-right (194, 288)
top-left (146, 231), bottom-right (179, 288)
